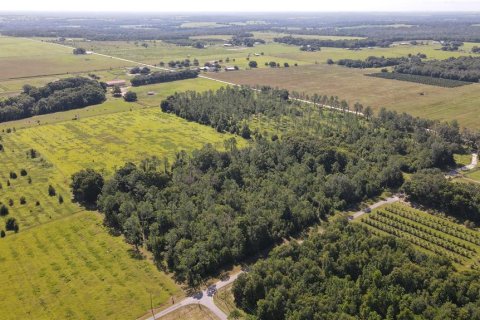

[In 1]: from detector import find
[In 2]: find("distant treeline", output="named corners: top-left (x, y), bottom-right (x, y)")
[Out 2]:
top-left (228, 35), bottom-right (266, 47)
top-left (130, 70), bottom-right (198, 86)
top-left (281, 21), bottom-right (480, 42)
top-left (393, 56), bottom-right (480, 83)
top-left (0, 77), bottom-right (106, 123)
top-left (336, 56), bottom-right (411, 68)
top-left (367, 72), bottom-right (471, 88)
top-left (273, 36), bottom-right (393, 51)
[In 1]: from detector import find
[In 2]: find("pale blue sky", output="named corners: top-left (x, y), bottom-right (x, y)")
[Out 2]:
top-left (2, 0), bottom-right (480, 12)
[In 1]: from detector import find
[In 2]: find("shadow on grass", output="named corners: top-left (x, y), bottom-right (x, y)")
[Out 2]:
top-left (128, 248), bottom-right (145, 260)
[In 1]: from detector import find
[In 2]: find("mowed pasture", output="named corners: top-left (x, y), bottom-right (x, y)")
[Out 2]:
top-left (359, 202), bottom-right (480, 270)
top-left (209, 64), bottom-right (480, 129)
top-left (0, 36), bottom-right (134, 80)
top-left (0, 211), bottom-right (182, 320)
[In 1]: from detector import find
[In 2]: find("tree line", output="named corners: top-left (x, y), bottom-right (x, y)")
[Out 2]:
top-left (273, 36), bottom-right (393, 51)
top-left (130, 70), bottom-right (199, 86)
top-left (335, 55), bottom-right (411, 68)
top-left (0, 77), bottom-right (106, 123)
top-left (233, 219), bottom-right (480, 320)
top-left (333, 54), bottom-right (427, 69)
top-left (394, 56), bottom-right (480, 83)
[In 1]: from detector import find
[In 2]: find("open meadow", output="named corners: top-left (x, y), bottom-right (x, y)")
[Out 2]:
top-left (0, 36), bottom-right (134, 80)
top-left (14, 107), bottom-right (246, 177)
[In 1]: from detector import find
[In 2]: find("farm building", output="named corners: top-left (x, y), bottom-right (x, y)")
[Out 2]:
top-left (106, 80), bottom-right (127, 87)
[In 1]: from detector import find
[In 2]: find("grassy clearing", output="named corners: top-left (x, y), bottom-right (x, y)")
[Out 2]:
top-left (130, 77), bottom-right (224, 106)
top-left (0, 97), bottom-right (147, 131)
top-left (466, 169), bottom-right (480, 182)
top-left (209, 64), bottom-right (480, 129)
top-left (358, 202), bottom-right (480, 270)
top-left (213, 283), bottom-right (246, 319)
top-left (454, 154), bottom-right (474, 167)
top-left (0, 211), bottom-right (182, 320)
top-left (0, 36), bottom-right (134, 80)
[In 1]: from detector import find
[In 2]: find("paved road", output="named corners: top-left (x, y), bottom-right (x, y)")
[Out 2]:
top-left (351, 195), bottom-right (400, 220)
top-left (146, 272), bottom-right (242, 320)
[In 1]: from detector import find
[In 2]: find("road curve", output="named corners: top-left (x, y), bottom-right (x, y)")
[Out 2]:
top-left (146, 272), bottom-right (242, 320)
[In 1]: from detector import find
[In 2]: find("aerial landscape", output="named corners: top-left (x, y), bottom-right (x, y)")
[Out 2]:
top-left (1, 1), bottom-right (480, 319)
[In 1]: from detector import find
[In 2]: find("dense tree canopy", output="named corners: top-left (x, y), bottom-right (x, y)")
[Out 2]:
top-left (335, 55), bottom-right (412, 68)
top-left (403, 169), bottom-right (480, 223)
top-left (71, 169), bottom-right (104, 205)
top-left (233, 219), bottom-right (480, 320)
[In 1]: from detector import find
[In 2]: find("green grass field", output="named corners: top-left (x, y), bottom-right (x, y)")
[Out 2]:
top-left (358, 202), bottom-right (480, 269)
top-left (0, 36), bottom-right (134, 80)
top-left (14, 107), bottom-right (245, 177)
top-left (209, 64), bottom-right (480, 129)
top-left (0, 211), bottom-right (182, 320)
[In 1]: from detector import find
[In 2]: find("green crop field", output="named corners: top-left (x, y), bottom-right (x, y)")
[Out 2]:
top-left (209, 64), bottom-right (480, 129)
top-left (0, 211), bottom-right (182, 320)
top-left (0, 36), bottom-right (134, 80)
top-left (359, 202), bottom-right (480, 269)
